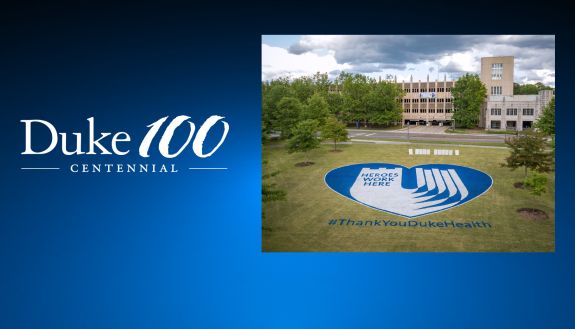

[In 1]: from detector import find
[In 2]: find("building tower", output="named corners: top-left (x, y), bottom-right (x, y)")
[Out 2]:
top-left (480, 56), bottom-right (514, 97)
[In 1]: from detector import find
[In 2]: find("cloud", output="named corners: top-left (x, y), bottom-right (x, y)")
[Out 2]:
top-left (261, 43), bottom-right (351, 81)
top-left (264, 35), bottom-right (555, 86)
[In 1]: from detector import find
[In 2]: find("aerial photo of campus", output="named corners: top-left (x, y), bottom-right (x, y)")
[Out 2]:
top-left (262, 35), bottom-right (555, 252)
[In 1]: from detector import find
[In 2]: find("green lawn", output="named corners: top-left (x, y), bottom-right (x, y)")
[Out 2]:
top-left (262, 143), bottom-right (555, 252)
top-left (351, 138), bottom-right (506, 148)
top-left (445, 128), bottom-right (518, 135)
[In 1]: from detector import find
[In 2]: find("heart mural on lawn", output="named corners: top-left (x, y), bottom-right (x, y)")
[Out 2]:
top-left (324, 163), bottom-right (493, 218)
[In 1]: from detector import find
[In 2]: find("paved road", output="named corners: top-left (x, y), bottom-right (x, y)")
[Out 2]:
top-left (348, 129), bottom-right (511, 143)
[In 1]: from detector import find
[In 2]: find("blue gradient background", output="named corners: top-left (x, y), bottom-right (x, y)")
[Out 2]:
top-left (1, 3), bottom-right (573, 329)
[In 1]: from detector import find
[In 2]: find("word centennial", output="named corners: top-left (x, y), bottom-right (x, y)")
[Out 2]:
top-left (20, 115), bottom-right (229, 174)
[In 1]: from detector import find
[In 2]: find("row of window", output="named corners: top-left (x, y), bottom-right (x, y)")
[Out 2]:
top-left (491, 86), bottom-right (502, 95)
top-left (403, 98), bottom-right (453, 103)
top-left (403, 88), bottom-right (451, 93)
top-left (490, 121), bottom-right (517, 129)
top-left (404, 109), bottom-right (452, 114)
top-left (490, 108), bottom-right (534, 116)
top-left (491, 63), bottom-right (503, 80)
top-left (491, 120), bottom-right (533, 129)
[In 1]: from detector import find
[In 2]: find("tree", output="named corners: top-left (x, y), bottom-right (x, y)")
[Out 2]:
top-left (291, 76), bottom-right (316, 103)
top-left (514, 82), bottom-right (554, 95)
top-left (339, 72), bottom-right (371, 127)
top-left (287, 119), bottom-right (320, 164)
top-left (276, 97), bottom-right (303, 138)
top-left (321, 116), bottom-right (349, 151)
top-left (451, 74), bottom-right (487, 128)
top-left (524, 172), bottom-right (548, 196)
top-left (326, 91), bottom-right (345, 117)
top-left (302, 93), bottom-right (330, 127)
top-left (262, 78), bottom-right (293, 137)
top-left (366, 81), bottom-right (405, 126)
top-left (535, 97), bottom-right (555, 135)
top-left (522, 172), bottom-right (548, 215)
top-left (502, 130), bottom-right (554, 177)
top-left (311, 72), bottom-right (331, 98)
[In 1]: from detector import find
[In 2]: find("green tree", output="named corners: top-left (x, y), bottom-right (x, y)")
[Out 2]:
top-left (514, 82), bottom-right (554, 95)
top-left (451, 74), bottom-right (487, 128)
top-left (502, 130), bottom-right (554, 177)
top-left (262, 78), bottom-right (294, 137)
top-left (535, 97), bottom-right (555, 135)
top-left (302, 93), bottom-right (330, 127)
top-left (366, 81), bottom-right (405, 126)
top-left (291, 76), bottom-right (316, 103)
top-left (339, 72), bottom-right (372, 127)
top-left (326, 91), bottom-right (345, 117)
top-left (287, 119), bottom-right (320, 164)
top-left (524, 172), bottom-right (548, 196)
top-left (311, 72), bottom-right (331, 98)
top-left (276, 97), bottom-right (303, 138)
top-left (321, 116), bottom-right (349, 151)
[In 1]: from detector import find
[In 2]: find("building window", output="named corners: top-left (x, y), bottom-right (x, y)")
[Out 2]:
top-left (420, 109), bottom-right (427, 113)
top-left (437, 109), bottom-right (444, 113)
top-left (491, 63), bottom-right (503, 80)
top-left (506, 108), bottom-right (518, 116)
top-left (506, 121), bottom-right (517, 130)
top-left (421, 98), bottom-right (427, 103)
top-left (429, 109), bottom-right (435, 113)
top-left (490, 108), bottom-right (501, 116)
top-left (446, 88), bottom-right (451, 92)
top-left (523, 108), bottom-right (534, 116)
top-left (412, 109), bottom-right (418, 113)
top-left (421, 88), bottom-right (427, 92)
top-left (412, 88), bottom-right (419, 92)
top-left (446, 109), bottom-right (452, 113)
top-left (491, 120), bottom-right (501, 129)
top-left (413, 99), bottom-right (419, 103)
top-left (404, 109), bottom-right (410, 113)
top-left (491, 86), bottom-right (502, 95)
top-left (429, 88), bottom-right (435, 92)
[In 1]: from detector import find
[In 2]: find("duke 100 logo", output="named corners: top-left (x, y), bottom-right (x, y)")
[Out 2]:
top-left (20, 115), bottom-right (229, 173)
top-left (324, 163), bottom-right (492, 218)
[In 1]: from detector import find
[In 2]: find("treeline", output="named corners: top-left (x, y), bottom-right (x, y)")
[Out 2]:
top-left (513, 82), bottom-right (554, 95)
top-left (262, 72), bottom-right (405, 138)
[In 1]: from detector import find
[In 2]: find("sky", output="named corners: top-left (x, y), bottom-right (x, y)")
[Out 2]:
top-left (262, 35), bottom-right (555, 86)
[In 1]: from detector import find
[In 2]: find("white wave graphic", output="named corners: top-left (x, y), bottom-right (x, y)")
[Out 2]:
top-left (349, 167), bottom-right (469, 217)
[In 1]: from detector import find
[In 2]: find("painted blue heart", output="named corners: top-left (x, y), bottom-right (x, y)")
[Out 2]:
top-left (324, 163), bottom-right (493, 218)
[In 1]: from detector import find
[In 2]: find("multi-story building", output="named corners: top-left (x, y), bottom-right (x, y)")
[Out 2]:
top-left (396, 55), bottom-right (554, 131)
top-left (398, 75), bottom-right (455, 126)
top-left (482, 56), bottom-right (554, 131)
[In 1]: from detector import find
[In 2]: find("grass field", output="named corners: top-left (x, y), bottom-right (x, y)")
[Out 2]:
top-left (445, 128), bottom-right (518, 135)
top-left (262, 142), bottom-right (555, 252)
top-left (350, 138), bottom-right (506, 147)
